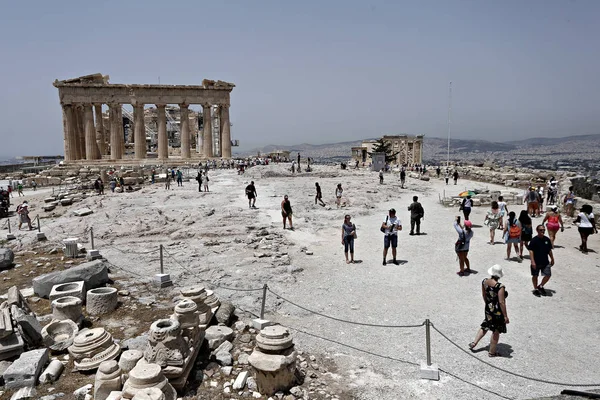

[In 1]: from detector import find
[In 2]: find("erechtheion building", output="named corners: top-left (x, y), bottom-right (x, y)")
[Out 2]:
top-left (351, 134), bottom-right (424, 165)
top-left (53, 73), bottom-right (235, 163)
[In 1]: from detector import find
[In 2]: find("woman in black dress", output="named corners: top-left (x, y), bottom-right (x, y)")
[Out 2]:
top-left (469, 265), bottom-right (509, 357)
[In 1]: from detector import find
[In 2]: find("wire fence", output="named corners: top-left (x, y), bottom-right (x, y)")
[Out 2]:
top-left (3, 223), bottom-right (600, 399)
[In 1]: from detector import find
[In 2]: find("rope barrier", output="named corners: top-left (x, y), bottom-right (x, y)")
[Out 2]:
top-left (432, 324), bottom-right (600, 387)
top-left (287, 324), bottom-right (513, 400)
top-left (267, 287), bottom-right (426, 328)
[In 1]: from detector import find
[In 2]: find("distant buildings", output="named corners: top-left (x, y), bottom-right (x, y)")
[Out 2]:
top-left (351, 134), bottom-right (424, 165)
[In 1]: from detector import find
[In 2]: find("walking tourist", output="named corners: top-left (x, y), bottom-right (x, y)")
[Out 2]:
top-left (537, 186), bottom-right (545, 215)
top-left (335, 184), bottom-right (343, 209)
top-left (17, 183), bottom-right (24, 196)
top-left (575, 204), bottom-right (597, 253)
top-left (7, 185), bottom-right (13, 198)
top-left (171, 169), bottom-right (175, 182)
top-left (400, 168), bottom-right (406, 188)
top-left (165, 169), bottom-right (171, 190)
top-left (109, 179), bottom-right (117, 193)
top-left (17, 201), bottom-right (32, 230)
top-left (563, 186), bottom-right (576, 217)
top-left (503, 211), bottom-right (521, 260)
top-left (484, 201), bottom-right (501, 244)
top-left (246, 181), bottom-right (257, 208)
top-left (379, 169), bottom-right (384, 184)
top-left (381, 208), bottom-right (402, 265)
top-left (497, 196), bottom-right (508, 229)
top-left (341, 214), bottom-right (356, 264)
top-left (529, 224), bottom-right (555, 296)
top-left (281, 195), bottom-right (293, 230)
top-left (525, 187), bottom-right (539, 218)
top-left (407, 196), bottom-right (424, 235)
top-left (460, 195), bottom-right (473, 221)
top-left (436, 166), bottom-right (441, 178)
top-left (203, 173), bottom-right (210, 192)
top-left (547, 176), bottom-right (558, 205)
top-left (518, 210), bottom-right (533, 258)
top-left (453, 170), bottom-right (459, 185)
top-left (32, 180), bottom-right (37, 191)
top-left (454, 217), bottom-right (473, 276)
top-left (469, 264), bottom-right (509, 358)
top-left (542, 206), bottom-right (564, 247)
top-left (176, 169), bottom-right (183, 187)
top-left (195, 172), bottom-right (203, 192)
top-left (315, 183), bottom-right (325, 207)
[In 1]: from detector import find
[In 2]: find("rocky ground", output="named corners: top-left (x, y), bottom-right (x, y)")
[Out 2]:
top-left (1, 163), bottom-right (600, 399)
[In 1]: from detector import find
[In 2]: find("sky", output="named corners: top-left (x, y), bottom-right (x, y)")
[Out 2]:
top-left (0, 0), bottom-right (599, 157)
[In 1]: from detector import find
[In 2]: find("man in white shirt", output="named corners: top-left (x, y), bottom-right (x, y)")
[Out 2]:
top-left (381, 208), bottom-right (402, 265)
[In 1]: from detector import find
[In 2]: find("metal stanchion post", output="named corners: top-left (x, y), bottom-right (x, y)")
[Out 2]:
top-left (37, 216), bottom-right (41, 232)
top-left (420, 319), bottom-right (439, 380)
top-left (260, 284), bottom-right (267, 319)
top-left (426, 319), bottom-right (432, 366)
top-left (160, 244), bottom-right (164, 274)
top-left (90, 228), bottom-right (95, 250)
top-left (8, 219), bottom-right (11, 233)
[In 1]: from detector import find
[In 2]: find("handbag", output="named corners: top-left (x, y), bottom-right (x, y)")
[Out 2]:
top-left (380, 216), bottom-right (388, 233)
top-left (352, 224), bottom-right (357, 239)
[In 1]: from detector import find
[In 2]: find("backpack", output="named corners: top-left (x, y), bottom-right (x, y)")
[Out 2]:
top-left (509, 222), bottom-right (521, 238)
top-left (414, 203), bottom-right (424, 218)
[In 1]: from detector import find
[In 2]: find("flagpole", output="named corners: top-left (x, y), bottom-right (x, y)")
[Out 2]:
top-left (446, 81), bottom-right (452, 170)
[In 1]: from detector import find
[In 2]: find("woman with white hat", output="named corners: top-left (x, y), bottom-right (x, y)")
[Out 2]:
top-left (469, 264), bottom-right (509, 357)
top-left (17, 201), bottom-right (33, 230)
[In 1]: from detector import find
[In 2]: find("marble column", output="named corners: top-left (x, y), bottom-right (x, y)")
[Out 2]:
top-left (134, 104), bottom-right (146, 159)
top-left (411, 141), bottom-right (415, 164)
top-left (109, 104), bottom-right (121, 160)
top-left (83, 104), bottom-right (98, 160)
top-left (117, 107), bottom-right (125, 158)
top-left (404, 140), bottom-right (409, 165)
top-left (220, 105), bottom-right (231, 158)
top-left (180, 104), bottom-right (190, 159)
top-left (76, 106), bottom-right (86, 160)
top-left (156, 104), bottom-right (168, 159)
top-left (62, 104), bottom-right (75, 161)
top-left (94, 104), bottom-right (106, 156)
top-left (202, 104), bottom-right (213, 158)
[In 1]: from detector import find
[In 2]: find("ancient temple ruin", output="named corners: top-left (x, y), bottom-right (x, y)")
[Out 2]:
top-left (352, 134), bottom-right (425, 165)
top-left (53, 73), bottom-right (235, 163)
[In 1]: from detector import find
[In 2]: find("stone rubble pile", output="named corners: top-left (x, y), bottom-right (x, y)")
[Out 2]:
top-left (0, 270), bottom-right (343, 400)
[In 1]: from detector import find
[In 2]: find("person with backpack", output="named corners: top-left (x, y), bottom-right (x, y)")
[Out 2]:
top-left (503, 211), bottom-right (521, 260)
top-left (454, 216), bottom-right (473, 276)
top-left (176, 169), bottom-right (183, 187)
top-left (341, 214), bottom-right (357, 264)
top-left (195, 171), bottom-right (203, 192)
top-left (460, 195), bottom-right (473, 221)
top-left (407, 196), bottom-right (424, 235)
top-left (17, 201), bottom-right (33, 230)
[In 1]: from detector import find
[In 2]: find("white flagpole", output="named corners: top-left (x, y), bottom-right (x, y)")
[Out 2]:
top-left (446, 82), bottom-right (452, 169)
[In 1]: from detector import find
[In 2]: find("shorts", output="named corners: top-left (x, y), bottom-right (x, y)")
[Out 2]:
top-left (247, 194), bottom-right (255, 199)
top-left (531, 264), bottom-right (551, 277)
top-left (384, 235), bottom-right (398, 249)
top-left (578, 227), bottom-right (594, 235)
top-left (282, 211), bottom-right (292, 217)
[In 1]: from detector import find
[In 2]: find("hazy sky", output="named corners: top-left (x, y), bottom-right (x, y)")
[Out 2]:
top-left (1, 0), bottom-right (599, 156)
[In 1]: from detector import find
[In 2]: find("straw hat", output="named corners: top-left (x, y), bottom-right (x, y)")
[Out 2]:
top-left (488, 264), bottom-right (504, 278)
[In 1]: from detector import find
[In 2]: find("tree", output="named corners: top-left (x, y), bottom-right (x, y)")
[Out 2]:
top-left (369, 138), bottom-right (399, 164)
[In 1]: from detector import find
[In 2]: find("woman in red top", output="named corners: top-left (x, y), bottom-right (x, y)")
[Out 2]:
top-left (542, 206), bottom-right (564, 247)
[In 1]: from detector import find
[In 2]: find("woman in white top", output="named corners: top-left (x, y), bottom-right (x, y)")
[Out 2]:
top-left (335, 184), bottom-right (343, 209)
top-left (575, 204), bottom-right (597, 253)
top-left (497, 196), bottom-right (508, 229)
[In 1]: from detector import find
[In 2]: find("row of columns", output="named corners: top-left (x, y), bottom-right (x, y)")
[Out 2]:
top-left (62, 103), bottom-right (232, 161)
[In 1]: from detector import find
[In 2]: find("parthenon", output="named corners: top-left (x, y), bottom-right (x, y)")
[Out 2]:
top-left (53, 73), bottom-right (235, 163)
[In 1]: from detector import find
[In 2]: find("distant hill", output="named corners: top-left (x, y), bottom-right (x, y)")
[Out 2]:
top-left (235, 134), bottom-right (600, 170)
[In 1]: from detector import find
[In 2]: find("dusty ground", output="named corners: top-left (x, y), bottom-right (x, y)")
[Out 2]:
top-left (1, 163), bottom-right (599, 400)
